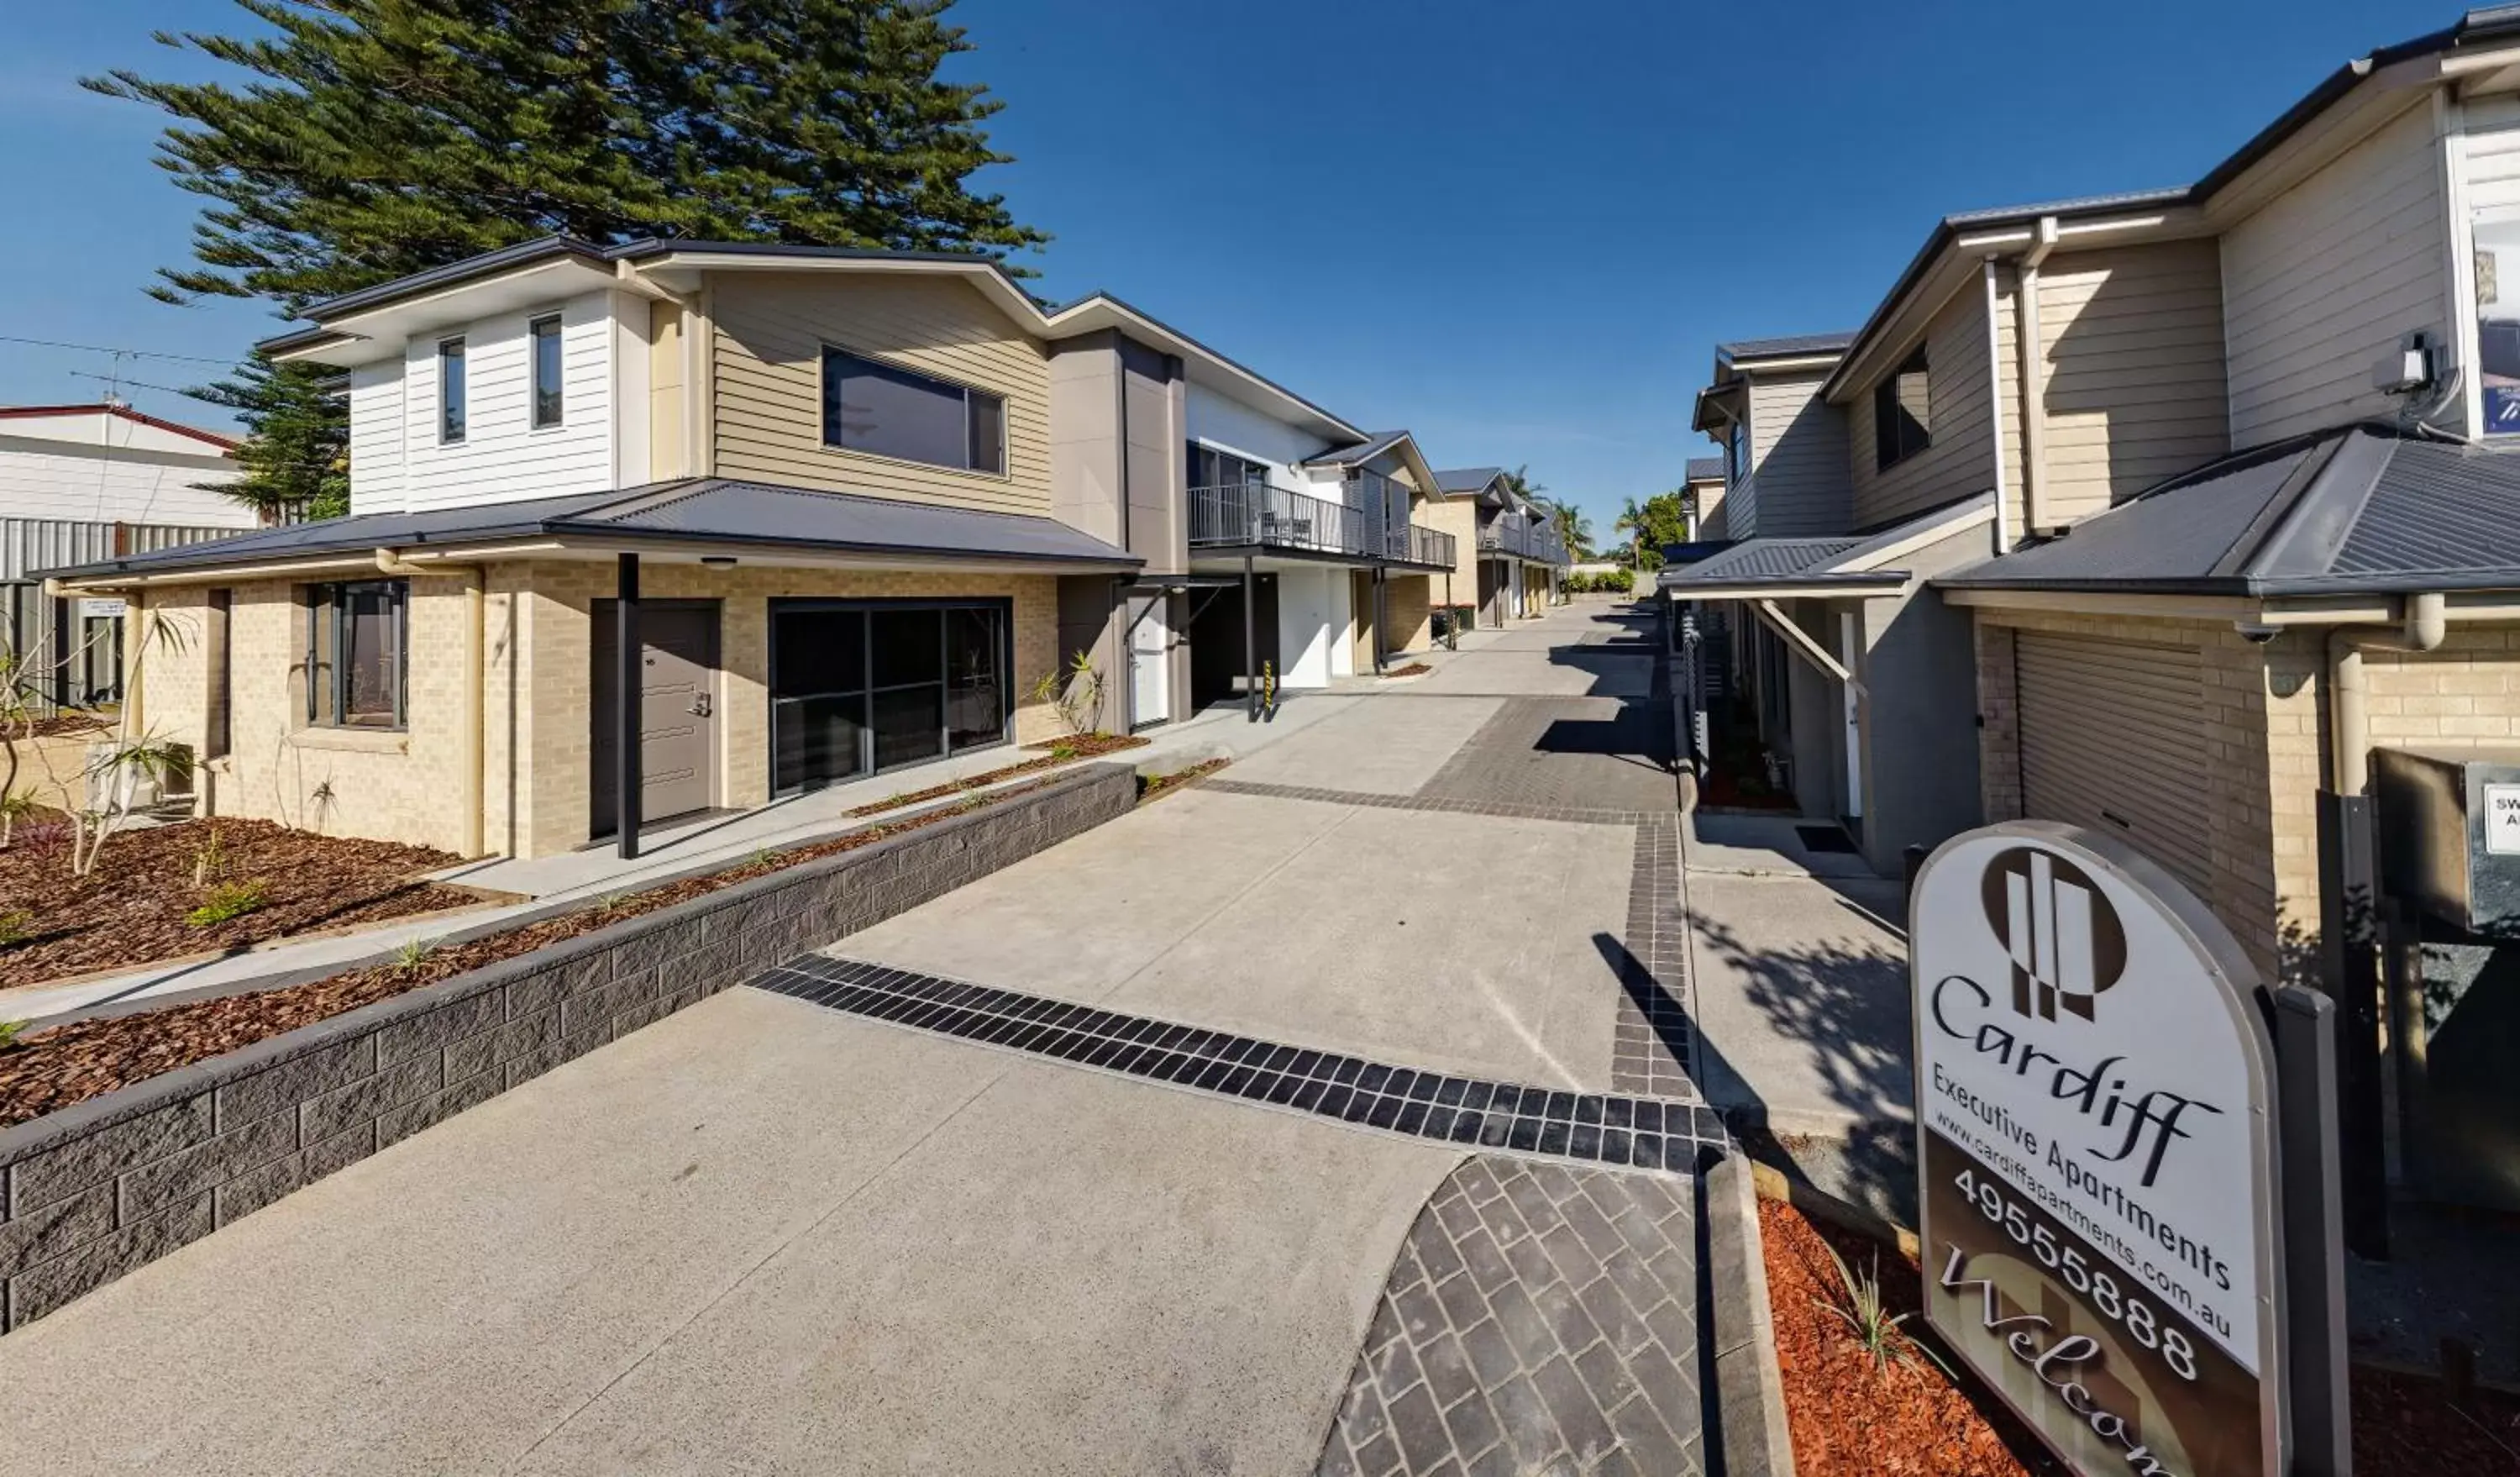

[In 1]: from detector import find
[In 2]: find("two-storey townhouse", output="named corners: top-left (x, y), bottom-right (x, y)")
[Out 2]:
top-left (1682, 457), bottom-right (1725, 540)
top-left (1425, 468), bottom-right (1572, 628)
top-left (1184, 425), bottom-right (1458, 703)
top-left (36, 238), bottom-right (1459, 863)
top-left (2, 402), bottom-right (258, 708)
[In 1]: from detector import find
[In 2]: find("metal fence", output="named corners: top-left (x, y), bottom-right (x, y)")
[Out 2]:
top-left (2, 517), bottom-right (248, 582)
top-left (1189, 482), bottom-right (1372, 557)
top-left (1477, 513), bottom-right (1571, 565)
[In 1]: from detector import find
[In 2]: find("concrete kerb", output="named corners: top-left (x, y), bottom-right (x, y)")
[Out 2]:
top-left (0, 763), bottom-right (1139, 1333)
top-left (1704, 1153), bottom-right (1796, 1477)
top-left (26, 760), bottom-right (1139, 1033)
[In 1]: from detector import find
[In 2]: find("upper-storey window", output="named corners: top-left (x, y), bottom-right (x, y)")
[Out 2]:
top-left (821, 347), bottom-right (1005, 474)
top-left (1187, 443), bottom-right (1268, 488)
top-left (1725, 420), bottom-right (1750, 484)
top-left (530, 314), bottom-right (564, 429)
top-left (1872, 346), bottom-right (1931, 470)
top-left (2474, 208), bottom-right (2520, 433)
top-left (438, 338), bottom-right (466, 444)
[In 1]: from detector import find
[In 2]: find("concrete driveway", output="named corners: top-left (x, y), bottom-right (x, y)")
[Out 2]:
top-left (829, 785), bottom-right (1636, 1089)
top-left (0, 988), bottom-right (1456, 1477)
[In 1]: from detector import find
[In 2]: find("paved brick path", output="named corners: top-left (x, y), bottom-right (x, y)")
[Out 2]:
top-left (1416, 696), bottom-right (1677, 814)
top-left (1314, 1155), bottom-right (1703, 1476)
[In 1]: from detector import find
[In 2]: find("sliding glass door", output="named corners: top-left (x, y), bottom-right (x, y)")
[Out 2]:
top-left (772, 599), bottom-right (1011, 795)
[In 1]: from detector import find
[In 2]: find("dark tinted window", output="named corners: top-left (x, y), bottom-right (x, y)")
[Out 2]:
top-left (1872, 346), bottom-right (1930, 470)
top-left (530, 316), bottom-right (564, 428)
top-left (307, 580), bottom-right (407, 728)
top-left (772, 608), bottom-right (864, 697)
top-left (870, 607), bottom-right (944, 687)
top-left (822, 349), bottom-right (1005, 473)
top-left (438, 339), bottom-right (466, 443)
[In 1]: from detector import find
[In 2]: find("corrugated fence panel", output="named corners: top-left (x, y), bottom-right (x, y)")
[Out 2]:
top-left (2, 518), bottom-right (243, 581)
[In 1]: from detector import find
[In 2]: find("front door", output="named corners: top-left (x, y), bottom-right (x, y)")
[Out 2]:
top-left (1130, 598), bottom-right (1169, 727)
top-left (591, 601), bottom-right (719, 838)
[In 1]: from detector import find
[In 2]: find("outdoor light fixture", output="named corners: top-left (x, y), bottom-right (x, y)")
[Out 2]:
top-left (701, 555), bottom-right (738, 567)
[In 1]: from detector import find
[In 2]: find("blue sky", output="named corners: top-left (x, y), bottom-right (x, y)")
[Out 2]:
top-left (0, 0), bottom-right (2460, 539)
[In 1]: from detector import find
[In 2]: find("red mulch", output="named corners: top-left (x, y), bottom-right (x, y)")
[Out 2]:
top-left (1762, 1196), bottom-right (2520, 1476)
top-left (0, 773), bottom-right (1087, 1128)
top-left (0, 818), bottom-right (475, 990)
top-left (1761, 1197), bottom-right (2063, 1475)
top-left (2352, 1364), bottom-right (2520, 1477)
top-left (23, 712), bottom-right (111, 739)
top-left (847, 733), bottom-right (1148, 817)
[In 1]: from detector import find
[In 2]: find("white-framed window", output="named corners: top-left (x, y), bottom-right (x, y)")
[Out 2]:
top-left (819, 347), bottom-right (1006, 474)
top-left (529, 314), bottom-right (564, 429)
top-left (437, 338), bottom-right (467, 444)
top-left (2473, 204), bottom-right (2520, 434)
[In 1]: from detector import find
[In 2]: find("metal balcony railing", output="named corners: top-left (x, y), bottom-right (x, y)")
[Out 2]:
top-left (1189, 483), bottom-right (1456, 568)
top-left (1477, 514), bottom-right (1569, 565)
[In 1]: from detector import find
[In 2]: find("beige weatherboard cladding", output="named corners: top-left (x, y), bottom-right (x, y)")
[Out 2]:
top-left (1740, 370), bottom-right (1848, 535)
top-left (1846, 282), bottom-right (1998, 533)
top-left (708, 271), bottom-right (1053, 517)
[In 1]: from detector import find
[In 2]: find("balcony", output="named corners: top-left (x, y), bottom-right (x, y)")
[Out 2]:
top-left (1477, 514), bottom-right (1571, 566)
top-left (1189, 483), bottom-right (1456, 569)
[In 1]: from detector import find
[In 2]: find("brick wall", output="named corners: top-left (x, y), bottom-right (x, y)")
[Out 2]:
top-left (1972, 621), bottom-right (2021, 820)
top-left (135, 560), bottom-right (1066, 860)
top-left (1384, 574), bottom-right (1431, 656)
top-left (0, 763), bottom-right (1137, 1333)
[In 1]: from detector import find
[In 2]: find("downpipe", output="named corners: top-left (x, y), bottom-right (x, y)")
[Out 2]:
top-left (2325, 591), bottom-right (2447, 795)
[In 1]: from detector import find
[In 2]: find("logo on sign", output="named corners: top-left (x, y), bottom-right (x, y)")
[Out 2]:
top-left (1983, 847), bottom-right (2127, 1022)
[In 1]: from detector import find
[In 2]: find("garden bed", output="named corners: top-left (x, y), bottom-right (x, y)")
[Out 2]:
top-left (1137, 757), bottom-right (1226, 805)
top-left (0, 817), bottom-right (477, 991)
top-left (846, 732), bottom-right (1147, 817)
top-left (1761, 1194), bottom-right (2520, 1475)
top-left (0, 772), bottom-right (1089, 1129)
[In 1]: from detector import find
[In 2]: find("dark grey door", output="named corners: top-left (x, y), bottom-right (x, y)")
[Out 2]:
top-left (591, 601), bottom-right (719, 837)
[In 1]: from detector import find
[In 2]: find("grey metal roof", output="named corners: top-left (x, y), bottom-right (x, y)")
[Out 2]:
top-left (1936, 425), bottom-right (2520, 597)
top-left (1714, 332), bottom-right (1855, 365)
top-left (34, 480), bottom-right (1140, 582)
top-left (1662, 537), bottom-right (1864, 585)
top-left (1684, 457), bottom-right (1725, 482)
top-left (1302, 430), bottom-right (1413, 469)
top-left (1433, 466), bottom-right (1505, 495)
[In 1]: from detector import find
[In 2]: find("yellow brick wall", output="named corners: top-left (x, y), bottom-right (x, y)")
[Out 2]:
top-left (137, 561), bottom-right (1063, 861)
top-left (1420, 499), bottom-right (1478, 595)
top-left (1384, 574), bottom-right (1432, 656)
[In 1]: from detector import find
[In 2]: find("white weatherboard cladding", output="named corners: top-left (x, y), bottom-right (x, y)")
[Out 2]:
top-left (386, 288), bottom-right (622, 512)
top-left (346, 360), bottom-right (406, 513)
top-left (0, 444), bottom-right (250, 528)
top-left (1913, 823), bottom-right (2276, 1477)
top-left (1184, 385), bottom-right (1319, 491)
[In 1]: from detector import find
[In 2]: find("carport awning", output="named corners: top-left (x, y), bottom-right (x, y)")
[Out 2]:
top-left (1656, 491), bottom-right (1994, 602)
top-left (36, 477), bottom-right (1142, 585)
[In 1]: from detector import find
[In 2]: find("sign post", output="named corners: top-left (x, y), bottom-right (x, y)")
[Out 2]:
top-left (1911, 822), bottom-right (2286, 1477)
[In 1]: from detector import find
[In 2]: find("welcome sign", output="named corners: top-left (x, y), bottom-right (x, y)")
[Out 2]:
top-left (1911, 823), bottom-right (2284, 1477)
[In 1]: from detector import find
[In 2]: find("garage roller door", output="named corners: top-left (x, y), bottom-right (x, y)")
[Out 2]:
top-left (2013, 631), bottom-right (2213, 895)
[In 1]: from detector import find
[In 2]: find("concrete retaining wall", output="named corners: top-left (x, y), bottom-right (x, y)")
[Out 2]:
top-left (0, 763), bottom-right (1138, 1332)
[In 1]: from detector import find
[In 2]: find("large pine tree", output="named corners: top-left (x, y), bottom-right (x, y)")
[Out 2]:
top-left (91, 0), bottom-right (1045, 515)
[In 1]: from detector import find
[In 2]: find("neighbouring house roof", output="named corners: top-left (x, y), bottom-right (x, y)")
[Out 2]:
top-left (1823, 8), bottom-right (2520, 399)
top-left (1660, 492), bottom-right (1995, 599)
top-left (1683, 457), bottom-right (1725, 483)
top-left (1303, 430), bottom-right (1413, 468)
top-left (34, 479), bottom-right (1141, 584)
top-left (255, 235), bottom-right (1365, 444)
top-left (0, 402), bottom-right (241, 452)
top-left (1937, 423), bottom-right (2520, 598)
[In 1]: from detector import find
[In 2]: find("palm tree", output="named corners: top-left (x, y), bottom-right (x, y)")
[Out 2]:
top-left (1612, 496), bottom-right (1646, 567)
top-left (1547, 500), bottom-right (1592, 558)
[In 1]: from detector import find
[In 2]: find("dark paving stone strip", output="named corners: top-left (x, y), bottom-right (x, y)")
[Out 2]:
top-left (1612, 815), bottom-right (1698, 1100)
top-left (1196, 778), bottom-right (1654, 828)
top-left (1314, 1155), bottom-right (1705, 1476)
top-left (750, 959), bottom-right (1726, 1172)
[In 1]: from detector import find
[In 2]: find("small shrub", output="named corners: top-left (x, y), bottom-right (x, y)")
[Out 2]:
top-left (1049, 744), bottom-right (1079, 762)
top-left (0, 1018), bottom-right (26, 1050)
top-left (183, 880), bottom-right (270, 928)
top-left (592, 890), bottom-right (633, 913)
top-left (0, 909), bottom-right (30, 947)
top-left (392, 937), bottom-right (438, 972)
top-left (191, 826), bottom-right (228, 887)
top-left (1813, 1238), bottom-right (1940, 1377)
